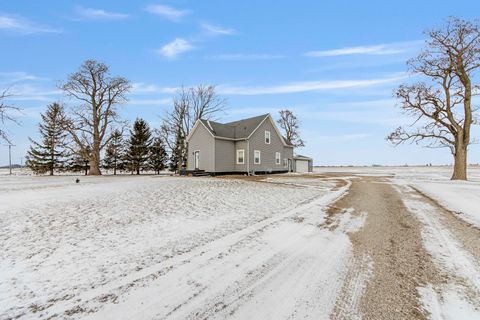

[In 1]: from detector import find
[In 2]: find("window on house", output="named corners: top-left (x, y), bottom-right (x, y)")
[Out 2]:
top-left (283, 158), bottom-right (288, 166)
top-left (275, 152), bottom-right (281, 164)
top-left (265, 131), bottom-right (271, 144)
top-left (236, 149), bottom-right (245, 164)
top-left (254, 150), bottom-right (261, 164)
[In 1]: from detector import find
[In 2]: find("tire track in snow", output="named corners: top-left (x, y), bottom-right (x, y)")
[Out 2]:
top-left (70, 177), bottom-right (357, 320)
top-left (397, 184), bottom-right (480, 318)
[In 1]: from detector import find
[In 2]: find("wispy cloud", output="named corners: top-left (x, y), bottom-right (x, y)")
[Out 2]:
top-left (7, 84), bottom-right (61, 102)
top-left (127, 98), bottom-right (171, 106)
top-left (200, 22), bottom-right (235, 35)
top-left (0, 71), bottom-right (40, 83)
top-left (157, 38), bottom-right (194, 58)
top-left (75, 6), bottom-right (129, 19)
top-left (144, 4), bottom-right (190, 22)
top-left (0, 14), bottom-right (60, 34)
top-left (131, 83), bottom-right (178, 94)
top-left (316, 133), bottom-right (371, 141)
top-left (218, 74), bottom-right (406, 95)
top-left (305, 40), bottom-right (422, 57)
top-left (206, 53), bottom-right (285, 61)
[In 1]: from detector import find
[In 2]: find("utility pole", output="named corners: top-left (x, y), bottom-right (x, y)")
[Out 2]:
top-left (6, 143), bottom-right (15, 175)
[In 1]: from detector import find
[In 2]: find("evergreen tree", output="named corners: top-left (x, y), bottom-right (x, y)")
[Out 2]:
top-left (125, 118), bottom-right (152, 175)
top-left (66, 151), bottom-right (90, 175)
top-left (26, 103), bottom-right (68, 175)
top-left (149, 137), bottom-right (167, 174)
top-left (103, 130), bottom-right (125, 175)
top-left (168, 131), bottom-right (186, 172)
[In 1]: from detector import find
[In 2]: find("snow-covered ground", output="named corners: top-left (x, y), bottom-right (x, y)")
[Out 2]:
top-left (317, 166), bottom-right (480, 228)
top-left (2, 167), bottom-right (480, 319)
top-left (0, 174), bottom-right (347, 319)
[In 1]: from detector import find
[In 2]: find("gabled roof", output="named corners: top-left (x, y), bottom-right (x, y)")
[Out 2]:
top-left (199, 114), bottom-right (269, 139)
top-left (190, 113), bottom-right (294, 147)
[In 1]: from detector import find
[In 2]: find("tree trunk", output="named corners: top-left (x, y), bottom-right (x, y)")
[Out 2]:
top-left (88, 150), bottom-right (102, 175)
top-left (451, 143), bottom-right (467, 180)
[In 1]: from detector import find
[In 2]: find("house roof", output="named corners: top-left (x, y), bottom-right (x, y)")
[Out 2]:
top-left (293, 154), bottom-right (313, 161)
top-left (197, 113), bottom-right (294, 146)
top-left (199, 114), bottom-right (268, 139)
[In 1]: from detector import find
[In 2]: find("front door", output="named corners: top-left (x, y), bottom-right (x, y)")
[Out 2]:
top-left (194, 151), bottom-right (200, 170)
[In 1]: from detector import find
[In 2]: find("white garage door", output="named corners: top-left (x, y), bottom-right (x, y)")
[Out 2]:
top-left (295, 160), bottom-right (309, 173)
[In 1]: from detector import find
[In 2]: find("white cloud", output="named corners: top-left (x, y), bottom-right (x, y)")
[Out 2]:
top-left (218, 74), bottom-right (406, 95)
top-left (315, 133), bottom-right (371, 142)
top-left (7, 84), bottom-right (61, 102)
top-left (200, 22), bottom-right (235, 35)
top-left (145, 4), bottom-right (189, 22)
top-left (127, 98), bottom-right (171, 106)
top-left (207, 53), bottom-right (285, 61)
top-left (0, 15), bottom-right (60, 34)
top-left (76, 7), bottom-right (129, 19)
top-left (131, 83), bottom-right (179, 94)
top-left (305, 41), bottom-right (422, 57)
top-left (157, 38), bottom-right (194, 58)
top-left (0, 72), bottom-right (39, 83)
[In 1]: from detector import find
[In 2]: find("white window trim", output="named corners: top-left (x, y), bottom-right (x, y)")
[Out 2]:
top-left (275, 152), bottom-right (281, 165)
top-left (254, 150), bottom-right (261, 164)
top-left (236, 149), bottom-right (245, 164)
top-left (283, 158), bottom-right (288, 167)
top-left (265, 131), bottom-right (271, 144)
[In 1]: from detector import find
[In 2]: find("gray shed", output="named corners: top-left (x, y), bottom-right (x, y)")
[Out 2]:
top-left (293, 155), bottom-right (313, 173)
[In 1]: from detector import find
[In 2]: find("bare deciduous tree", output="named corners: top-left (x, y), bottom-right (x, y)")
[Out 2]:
top-left (0, 89), bottom-right (21, 143)
top-left (388, 18), bottom-right (480, 180)
top-left (277, 109), bottom-right (305, 147)
top-left (159, 85), bottom-right (226, 172)
top-left (61, 60), bottom-right (131, 175)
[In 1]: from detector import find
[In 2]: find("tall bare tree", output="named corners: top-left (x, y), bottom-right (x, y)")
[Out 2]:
top-left (159, 85), bottom-right (226, 172)
top-left (61, 60), bottom-right (131, 175)
top-left (0, 89), bottom-right (21, 143)
top-left (388, 18), bottom-right (480, 180)
top-left (277, 109), bottom-right (305, 147)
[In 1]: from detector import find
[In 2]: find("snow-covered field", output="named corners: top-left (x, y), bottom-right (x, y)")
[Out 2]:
top-left (1, 167), bottom-right (480, 319)
top-left (1, 174), bottom-right (347, 319)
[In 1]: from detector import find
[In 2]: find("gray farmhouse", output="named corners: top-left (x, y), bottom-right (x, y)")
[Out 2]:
top-left (186, 113), bottom-right (311, 175)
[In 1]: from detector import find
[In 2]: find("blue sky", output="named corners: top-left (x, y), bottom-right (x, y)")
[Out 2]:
top-left (1, 0), bottom-right (479, 166)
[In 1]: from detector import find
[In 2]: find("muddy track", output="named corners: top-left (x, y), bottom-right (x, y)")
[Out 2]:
top-left (329, 177), bottom-right (442, 320)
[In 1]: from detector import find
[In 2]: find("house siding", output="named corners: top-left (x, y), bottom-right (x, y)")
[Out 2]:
top-left (215, 138), bottom-right (235, 172)
top-left (186, 123), bottom-right (215, 172)
top-left (234, 140), bottom-right (248, 172)
top-left (187, 116), bottom-right (295, 173)
top-left (247, 118), bottom-right (291, 173)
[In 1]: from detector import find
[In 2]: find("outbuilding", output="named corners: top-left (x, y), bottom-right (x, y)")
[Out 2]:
top-left (293, 155), bottom-right (313, 173)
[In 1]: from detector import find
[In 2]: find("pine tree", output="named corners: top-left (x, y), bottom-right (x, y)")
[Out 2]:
top-left (26, 103), bottom-right (68, 175)
top-left (66, 151), bottom-right (90, 175)
top-left (149, 137), bottom-right (167, 174)
top-left (168, 131), bottom-right (186, 172)
top-left (125, 118), bottom-right (152, 175)
top-left (103, 130), bottom-right (125, 175)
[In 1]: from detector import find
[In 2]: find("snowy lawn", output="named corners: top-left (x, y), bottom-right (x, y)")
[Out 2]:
top-left (0, 175), bottom-right (327, 319)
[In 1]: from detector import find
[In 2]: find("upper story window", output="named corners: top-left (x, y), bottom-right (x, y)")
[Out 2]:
top-left (236, 149), bottom-right (245, 164)
top-left (265, 131), bottom-right (271, 144)
top-left (254, 150), bottom-right (261, 164)
top-left (275, 152), bottom-right (281, 164)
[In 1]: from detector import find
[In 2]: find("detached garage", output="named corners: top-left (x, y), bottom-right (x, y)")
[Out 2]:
top-left (293, 155), bottom-right (313, 173)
